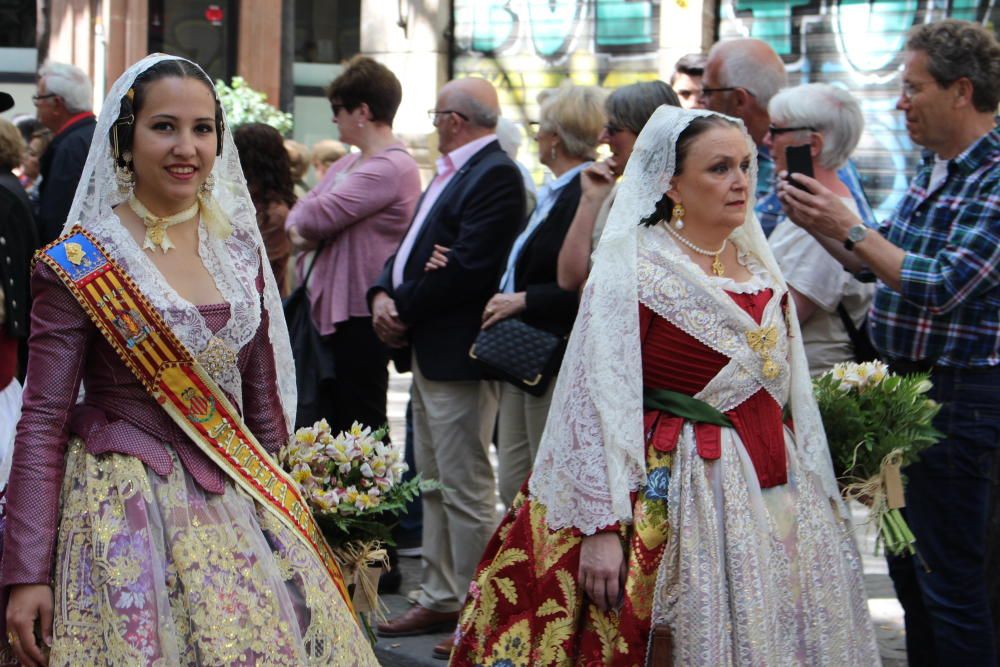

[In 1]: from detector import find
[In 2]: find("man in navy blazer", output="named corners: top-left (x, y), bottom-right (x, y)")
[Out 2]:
top-left (369, 78), bottom-right (525, 655)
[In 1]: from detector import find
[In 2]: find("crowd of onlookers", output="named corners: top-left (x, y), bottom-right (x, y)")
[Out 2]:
top-left (0, 17), bottom-right (998, 664)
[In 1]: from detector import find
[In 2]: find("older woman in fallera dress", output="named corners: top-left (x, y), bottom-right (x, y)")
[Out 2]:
top-left (0, 54), bottom-right (376, 666)
top-left (448, 107), bottom-right (880, 666)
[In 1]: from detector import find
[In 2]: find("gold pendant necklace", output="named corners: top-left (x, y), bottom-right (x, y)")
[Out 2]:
top-left (662, 222), bottom-right (727, 277)
top-left (129, 195), bottom-right (200, 253)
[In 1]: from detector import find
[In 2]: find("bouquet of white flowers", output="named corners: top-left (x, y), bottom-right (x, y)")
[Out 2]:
top-left (280, 420), bottom-right (436, 638)
top-left (813, 360), bottom-right (943, 556)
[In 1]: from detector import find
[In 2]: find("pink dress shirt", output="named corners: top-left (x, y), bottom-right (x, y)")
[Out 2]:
top-left (392, 134), bottom-right (497, 288)
top-left (286, 143), bottom-right (421, 336)
top-left (0, 262), bottom-right (286, 586)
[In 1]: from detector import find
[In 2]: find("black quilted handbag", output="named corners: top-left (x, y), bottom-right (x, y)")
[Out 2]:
top-left (469, 318), bottom-right (565, 396)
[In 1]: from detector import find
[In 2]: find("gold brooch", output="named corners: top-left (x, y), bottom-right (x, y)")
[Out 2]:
top-left (197, 336), bottom-right (237, 378)
top-left (746, 325), bottom-right (781, 380)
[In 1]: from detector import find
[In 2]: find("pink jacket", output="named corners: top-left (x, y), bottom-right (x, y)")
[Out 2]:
top-left (0, 263), bottom-right (286, 586)
top-left (285, 144), bottom-right (420, 335)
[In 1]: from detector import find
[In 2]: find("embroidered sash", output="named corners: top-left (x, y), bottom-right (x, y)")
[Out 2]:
top-left (39, 228), bottom-right (354, 611)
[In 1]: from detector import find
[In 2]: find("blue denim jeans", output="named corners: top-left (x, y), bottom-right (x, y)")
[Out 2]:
top-left (887, 365), bottom-right (1000, 666)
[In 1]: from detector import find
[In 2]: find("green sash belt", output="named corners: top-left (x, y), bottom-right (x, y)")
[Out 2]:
top-left (643, 387), bottom-right (733, 427)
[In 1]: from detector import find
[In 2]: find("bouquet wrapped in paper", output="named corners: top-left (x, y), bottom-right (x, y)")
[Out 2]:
top-left (813, 360), bottom-right (943, 556)
top-left (279, 420), bottom-right (435, 637)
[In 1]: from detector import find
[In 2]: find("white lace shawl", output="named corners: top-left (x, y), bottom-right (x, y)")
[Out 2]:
top-left (529, 106), bottom-right (842, 534)
top-left (60, 53), bottom-right (296, 433)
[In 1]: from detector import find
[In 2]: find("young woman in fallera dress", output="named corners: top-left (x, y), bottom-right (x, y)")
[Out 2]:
top-left (0, 54), bottom-right (377, 667)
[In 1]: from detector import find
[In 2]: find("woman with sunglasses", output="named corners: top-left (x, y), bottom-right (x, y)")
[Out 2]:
top-left (285, 55), bottom-right (421, 432)
top-left (764, 83), bottom-right (876, 375)
top-left (556, 81), bottom-right (679, 291)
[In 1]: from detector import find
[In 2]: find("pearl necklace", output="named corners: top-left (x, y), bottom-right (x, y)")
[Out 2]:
top-left (129, 195), bottom-right (200, 253)
top-left (662, 221), bottom-right (727, 277)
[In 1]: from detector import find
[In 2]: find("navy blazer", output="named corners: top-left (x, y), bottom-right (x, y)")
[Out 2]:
top-left (370, 139), bottom-right (525, 381)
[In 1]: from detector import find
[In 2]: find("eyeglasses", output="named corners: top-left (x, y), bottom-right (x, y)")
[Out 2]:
top-left (603, 122), bottom-right (626, 136)
top-left (899, 79), bottom-right (940, 101)
top-left (768, 124), bottom-right (817, 136)
top-left (330, 103), bottom-right (348, 115)
top-left (698, 86), bottom-right (741, 99)
top-left (427, 109), bottom-right (470, 122)
top-left (31, 93), bottom-right (57, 104)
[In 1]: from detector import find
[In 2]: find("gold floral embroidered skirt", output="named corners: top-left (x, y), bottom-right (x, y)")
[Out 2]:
top-left (50, 438), bottom-right (378, 666)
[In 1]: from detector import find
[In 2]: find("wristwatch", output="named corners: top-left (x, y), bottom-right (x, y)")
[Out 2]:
top-left (843, 224), bottom-right (868, 251)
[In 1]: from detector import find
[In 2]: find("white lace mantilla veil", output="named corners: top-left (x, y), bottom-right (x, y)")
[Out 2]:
top-left (60, 53), bottom-right (297, 433)
top-left (529, 105), bottom-right (843, 534)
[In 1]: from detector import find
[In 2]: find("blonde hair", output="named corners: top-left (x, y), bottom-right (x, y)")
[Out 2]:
top-left (539, 83), bottom-right (607, 160)
top-left (283, 140), bottom-right (311, 181)
top-left (311, 140), bottom-right (348, 168)
top-left (0, 119), bottom-right (26, 170)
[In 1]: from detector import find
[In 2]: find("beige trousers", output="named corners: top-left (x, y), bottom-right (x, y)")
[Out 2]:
top-left (495, 380), bottom-right (556, 507)
top-left (411, 354), bottom-right (499, 612)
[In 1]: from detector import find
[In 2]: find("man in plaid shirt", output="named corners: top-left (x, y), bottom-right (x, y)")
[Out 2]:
top-left (777, 19), bottom-right (1000, 667)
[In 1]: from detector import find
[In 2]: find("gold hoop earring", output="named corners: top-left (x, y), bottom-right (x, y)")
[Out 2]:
top-left (672, 202), bottom-right (685, 230)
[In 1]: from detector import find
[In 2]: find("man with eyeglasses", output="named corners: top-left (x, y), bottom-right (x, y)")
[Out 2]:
top-left (778, 20), bottom-right (1000, 666)
top-left (702, 38), bottom-right (787, 208)
top-left (369, 77), bottom-right (525, 660)
top-left (33, 61), bottom-right (95, 244)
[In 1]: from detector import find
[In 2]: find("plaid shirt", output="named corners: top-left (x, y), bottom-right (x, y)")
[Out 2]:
top-left (869, 125), bottom-right (1000, 367)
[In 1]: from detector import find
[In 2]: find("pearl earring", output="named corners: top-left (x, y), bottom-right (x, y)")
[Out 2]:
top-left (672, 202), bottom-right (686, 230)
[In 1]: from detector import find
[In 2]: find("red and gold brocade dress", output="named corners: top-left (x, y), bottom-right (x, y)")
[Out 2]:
top-left (451, 285), bottom-right (877, 665)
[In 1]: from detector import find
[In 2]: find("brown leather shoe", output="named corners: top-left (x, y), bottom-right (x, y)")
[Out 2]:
top-left (376, 605), bottom-right (460, 637)
top-left (432, 635), bottom-right (455, 661)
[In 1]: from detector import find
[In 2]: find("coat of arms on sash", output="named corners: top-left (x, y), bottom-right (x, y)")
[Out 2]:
top-left (181, 387), bottom-right (216, 423)
top-left (112, 309), bottom-right (151, 348)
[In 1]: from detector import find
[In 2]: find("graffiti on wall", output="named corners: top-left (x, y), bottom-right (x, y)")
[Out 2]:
top-left (720, 0), bottom-right (998, 217)
top-left (453, 0), bottom-right (662, 128)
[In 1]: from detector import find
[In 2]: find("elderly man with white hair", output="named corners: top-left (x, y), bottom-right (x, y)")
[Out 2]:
top-left (765, 83), bottom-right (875, 375)
top-left (33, 61), bottom-right (95, 244)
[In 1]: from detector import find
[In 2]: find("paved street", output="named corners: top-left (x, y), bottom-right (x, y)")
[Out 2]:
top-left (375, 371), bottom-right (907, 666)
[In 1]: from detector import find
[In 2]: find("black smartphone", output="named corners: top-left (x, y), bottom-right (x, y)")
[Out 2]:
top-left (785, 144), bottom-right (814, 190)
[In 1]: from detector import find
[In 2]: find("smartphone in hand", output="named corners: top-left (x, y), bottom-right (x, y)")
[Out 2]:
top-left (785, 144), bottom-right (814, 190)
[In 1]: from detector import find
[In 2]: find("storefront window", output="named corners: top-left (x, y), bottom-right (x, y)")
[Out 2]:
top-left (148, 0), bottom-right (238, 82)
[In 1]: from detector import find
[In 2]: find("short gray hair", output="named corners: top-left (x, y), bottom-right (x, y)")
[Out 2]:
top-left (450, 91), bottom-right (499, 129)
top-left (540, 83), bottom-right (606, 160)
top-left (39, 61), bottom-right (92, 113)
top-left (768, 83), bottom-right (863, 170)
top-left (605, 80), bottom-right (679, 135)
top-left (713, 42), bottom-right (787, 107)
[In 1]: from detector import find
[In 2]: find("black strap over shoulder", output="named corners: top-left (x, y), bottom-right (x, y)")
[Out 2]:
top-left (836, 302), bottom-right (880, 363)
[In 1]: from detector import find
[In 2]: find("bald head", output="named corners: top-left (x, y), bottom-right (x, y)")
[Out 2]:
top-left (704, 38), bottom-right (787, 145)
top-left (706, 39), bottom-right (786, 107)
top-left (435, 77), bottom-right (501, 154)
top-left (440, 78), bottom-right (500, 129)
